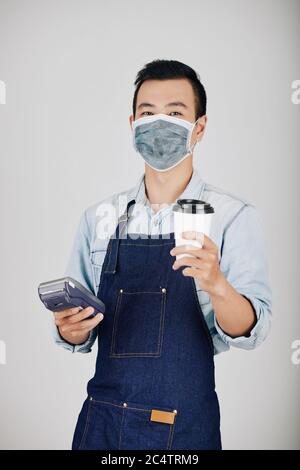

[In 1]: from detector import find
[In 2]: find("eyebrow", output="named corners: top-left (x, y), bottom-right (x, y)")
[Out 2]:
top-left (137, 101), bottom-right (188, 110)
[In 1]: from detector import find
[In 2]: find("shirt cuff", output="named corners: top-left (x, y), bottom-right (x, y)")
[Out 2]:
top-left (52, 321), bottom-right (97, 353)
top-left (214, 294), bottom-right (267, 350)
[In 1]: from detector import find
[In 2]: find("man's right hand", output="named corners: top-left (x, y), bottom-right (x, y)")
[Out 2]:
top-left (54, 306), bottom-right (104, 345)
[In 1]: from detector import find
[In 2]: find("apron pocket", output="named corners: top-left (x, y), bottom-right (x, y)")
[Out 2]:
top-left (78, 397), bottom-right (124, 450)
top-left (120, 403), bottom-right (177, 450)
top-left (110, 287), bottom-right (167, 358)
top-left (76, 397), bottom-right (177, 450)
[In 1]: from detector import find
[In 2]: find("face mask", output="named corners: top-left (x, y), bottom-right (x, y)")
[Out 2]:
top-left (132, 113), bottom-right (199, 172)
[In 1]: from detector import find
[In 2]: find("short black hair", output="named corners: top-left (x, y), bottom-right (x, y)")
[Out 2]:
top-left (133, 59), bottom-right (207, 119)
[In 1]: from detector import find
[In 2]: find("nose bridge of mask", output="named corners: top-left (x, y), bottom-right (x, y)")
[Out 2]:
top-left (132, 113), bottom-right (194, 131)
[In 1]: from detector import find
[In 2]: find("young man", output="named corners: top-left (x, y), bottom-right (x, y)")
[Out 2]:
top-left (53, 60), bottom-right (272, 450)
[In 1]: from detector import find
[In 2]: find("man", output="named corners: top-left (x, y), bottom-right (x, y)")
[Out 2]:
top-left (53, 59), bottom-right (272, 450)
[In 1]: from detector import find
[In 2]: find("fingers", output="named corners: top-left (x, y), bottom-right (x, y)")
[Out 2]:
top-left (171, 245), bottom-right (216, 260)
top-left (58, 312), bottom-right (104, 334)
top-left (181, 231), bottom-right (216, 250)
top-left (68, 316), bottom-right (103, 336)
top-left (54, 307), bottom-right (82, 320)
top-left (181, 230), bottom-right (204, 244)
top-left (182, 267), bottom-right (202, 278)
top-left (55, 307), bottom-right (95, 326)
top-left (170, 245), bottom-right (201, 257)
top-left (172, 256), bottom-right (210, 271)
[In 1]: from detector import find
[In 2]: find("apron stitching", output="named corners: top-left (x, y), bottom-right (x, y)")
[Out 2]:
top-left (90, 398), bottom-right (175, 414)
top-left (110, 290), bottom-right (123, 356)
top-left (115, 291), bottom-right (165, 295)
top-left (110, 353), bottom-right (162, 357)
top-left (157, 289), bottom-right (167, 354)
top-left (166, 420), bottom-right (177, 450)
top-left (78, 398), bottom-right (93, 450)
top-left (124, 406), bottom-right (151, 412)
top-left (90, 399), bottom-right (124, 409)
top-left (118, 407), bottom-right (125, 450)
top-left (105, 238), bottom-right (115, 273)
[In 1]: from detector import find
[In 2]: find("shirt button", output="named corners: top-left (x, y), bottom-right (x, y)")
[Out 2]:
top-left (153, 219), bottom-right (159, 226)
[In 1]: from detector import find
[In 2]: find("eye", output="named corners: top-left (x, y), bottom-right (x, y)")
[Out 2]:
top-left (141, 111), bottom-right (153, 116)
top-left (169, 111), bottom-right (182, 116)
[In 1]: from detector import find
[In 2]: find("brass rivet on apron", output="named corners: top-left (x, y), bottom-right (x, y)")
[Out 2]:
top-left (173, 409), bottom-right (177, 414)
top-left (123, 402), bottom-right (127, 407)
top-left (161, 288), bottom-right (166, 293)
top-left (89, 396), bottom-right (93, 401)
top-left (120, 289), bottom-right (123, 293)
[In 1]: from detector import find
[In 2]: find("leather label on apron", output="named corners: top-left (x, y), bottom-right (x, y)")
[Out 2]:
top-left (150, 409), bottom-right (176, 425)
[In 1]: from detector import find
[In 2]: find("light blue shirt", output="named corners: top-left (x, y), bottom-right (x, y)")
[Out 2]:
top-left (53, 167), bottom-right (272, 355)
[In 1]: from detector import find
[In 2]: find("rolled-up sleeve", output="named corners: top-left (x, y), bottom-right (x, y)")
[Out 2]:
top-left (52, 209), bottom-right (98, 353)
top-left (214, 203), bottom-right (273, 350)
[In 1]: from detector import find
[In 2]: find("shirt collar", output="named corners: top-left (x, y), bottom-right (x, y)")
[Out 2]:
top-left (129, 167), bottom-right (206, 209)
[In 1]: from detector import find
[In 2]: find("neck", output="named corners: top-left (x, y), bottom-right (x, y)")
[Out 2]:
top-left (144, 156), bottom-right (193, 213)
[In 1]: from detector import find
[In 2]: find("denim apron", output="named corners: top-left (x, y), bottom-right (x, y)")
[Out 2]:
top-left (72, 199), bottom-right (221, 450)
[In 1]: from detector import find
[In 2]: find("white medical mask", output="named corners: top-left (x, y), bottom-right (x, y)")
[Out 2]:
top-left (132, 113), bottom-right (199, 172)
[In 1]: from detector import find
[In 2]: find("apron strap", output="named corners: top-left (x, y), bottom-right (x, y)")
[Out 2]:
top-left (104, 198), bottom-right (136, 274)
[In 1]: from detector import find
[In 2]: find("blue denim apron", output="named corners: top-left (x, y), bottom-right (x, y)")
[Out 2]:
top-left (72, 199), bottom-right (221, 450)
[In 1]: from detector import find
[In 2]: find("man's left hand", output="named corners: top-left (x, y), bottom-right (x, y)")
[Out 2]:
top-left (170, 231), bottom-right (226, 297)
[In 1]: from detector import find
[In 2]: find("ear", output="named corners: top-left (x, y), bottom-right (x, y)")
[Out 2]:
top-left (195, 115), bottom-right (207, 141)
top-left (129, 114), bottom-right (134, 130)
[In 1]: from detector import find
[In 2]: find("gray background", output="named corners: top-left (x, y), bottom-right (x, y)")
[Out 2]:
top-left (0, 0), bottom-right (299, 450)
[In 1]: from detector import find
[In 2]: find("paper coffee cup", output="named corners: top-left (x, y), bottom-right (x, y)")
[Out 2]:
top-left (172, 199), bottom-right (214, 260)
